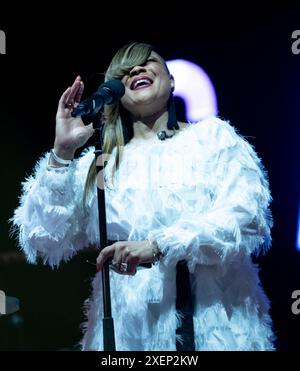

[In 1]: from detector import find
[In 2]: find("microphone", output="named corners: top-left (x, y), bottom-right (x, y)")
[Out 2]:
top-left (71, 79), bottom-right (125, 118)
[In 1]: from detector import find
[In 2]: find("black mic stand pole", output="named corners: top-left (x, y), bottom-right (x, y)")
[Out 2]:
top-left (92, 110), bottom-right (116, 351)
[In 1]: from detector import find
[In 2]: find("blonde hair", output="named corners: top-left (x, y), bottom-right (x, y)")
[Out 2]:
top-left (83, 42), bottom-right (153, 204)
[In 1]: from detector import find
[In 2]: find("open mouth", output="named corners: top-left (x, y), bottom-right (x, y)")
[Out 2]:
top-left (130, 77), bottom-right (153, 90)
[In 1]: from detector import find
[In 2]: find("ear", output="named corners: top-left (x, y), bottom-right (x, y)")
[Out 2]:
top-left (170, 74), bottom-right (175, 92)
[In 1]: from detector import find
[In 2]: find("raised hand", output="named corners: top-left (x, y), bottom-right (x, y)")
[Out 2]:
top-left (54, 76), bottom-right (94, 160)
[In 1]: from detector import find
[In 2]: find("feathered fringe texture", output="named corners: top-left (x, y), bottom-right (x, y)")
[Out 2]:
top-left (10, 116), bottom-right (275, 350)
top-left (10, 149), bottom-right (95, 268)
top-left (136, 116), bottom-right (274, 274)
top-left (80, 268), bottom-right (180, 350)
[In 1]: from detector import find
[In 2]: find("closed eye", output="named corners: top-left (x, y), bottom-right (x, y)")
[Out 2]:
top-left (147, 58), bottom-right (157, 63)
top-left (140, 59), bottom-right (156, 67)
top-left (140, 58), bottom-right (158, 66)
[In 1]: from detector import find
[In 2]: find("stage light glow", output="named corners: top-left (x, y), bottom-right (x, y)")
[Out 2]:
top-left (166, 59), bottom-right (218, 122)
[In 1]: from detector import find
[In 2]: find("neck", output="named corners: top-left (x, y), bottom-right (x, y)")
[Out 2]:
top-left (131, 111), bottom-right (173, 141)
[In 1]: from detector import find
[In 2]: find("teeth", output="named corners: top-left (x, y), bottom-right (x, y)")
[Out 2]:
top-left (133, 79), bottom-right (152, 89)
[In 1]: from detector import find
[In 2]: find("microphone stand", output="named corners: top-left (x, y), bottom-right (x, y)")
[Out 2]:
top-left (91, 111), bottom-right (151, 351)
top-left (75, 85), bottom-right (150, 351)
top-left (92, 110), bottom-right (116, 351)
top-left (72, 80), bottom-right (126, 351)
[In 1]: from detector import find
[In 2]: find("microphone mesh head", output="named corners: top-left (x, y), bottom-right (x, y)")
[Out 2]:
top-left (102, 79), bottom-right (125, 99)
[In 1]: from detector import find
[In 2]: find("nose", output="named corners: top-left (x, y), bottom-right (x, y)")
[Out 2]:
top-left (129, 64), bottom-right (146, 77)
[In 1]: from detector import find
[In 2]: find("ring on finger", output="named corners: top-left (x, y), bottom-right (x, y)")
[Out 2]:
top-left (119, 262), bottom-right (128, 273)
top-left (111, 261), bottom-right (121, 271)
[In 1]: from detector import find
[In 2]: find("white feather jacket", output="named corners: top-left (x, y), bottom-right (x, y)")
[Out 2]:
top-left (12, 117), bottom-right (275, 350)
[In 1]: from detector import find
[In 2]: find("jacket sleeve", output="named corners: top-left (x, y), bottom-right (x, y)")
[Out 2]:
top-left (10, 149), bottom-right (95, 268)
top-left (147, 119), bottom-right (273, 270)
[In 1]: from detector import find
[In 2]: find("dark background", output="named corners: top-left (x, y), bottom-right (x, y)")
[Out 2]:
top-left (0, 3), bottom-right (300, 351)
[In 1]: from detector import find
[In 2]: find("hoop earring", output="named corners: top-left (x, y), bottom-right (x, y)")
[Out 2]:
top-left (167, 93), bottom-right (179, 131)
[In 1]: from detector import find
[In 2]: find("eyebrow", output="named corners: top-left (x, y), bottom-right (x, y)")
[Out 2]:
top-left (147, 56), bottom-right (158, 61)
top-left (148, 56), bottom-right (164, 64)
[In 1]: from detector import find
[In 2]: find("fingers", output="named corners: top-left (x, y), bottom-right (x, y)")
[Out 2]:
top-left (96, 242), bottom-right (141, 276)
top-left (124, 254), bottom-right (139, 275)
top-left (75, 80), bottom-right (84, 103)
top-left (125, 263), bottom-right (137, 276)
top-left (96, 242), bottom-right (138, 276)
top-left (67, 76), bottom-right (83, 106)
top-left (96, 244), bottom-right (115, 271)
top-left (110, 261), bottom-right (137, 276)
top-left (58, 76), bottom-right (83, 111)
top-left (58, 86), bottom-right (71, 108)
top-left (113, 246), bottom-right (138, 276)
